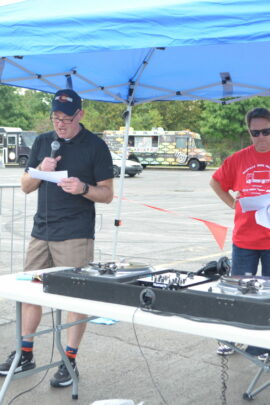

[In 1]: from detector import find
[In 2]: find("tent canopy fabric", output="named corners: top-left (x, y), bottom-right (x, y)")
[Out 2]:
top-left (1, 0), bottom-right (270, 104)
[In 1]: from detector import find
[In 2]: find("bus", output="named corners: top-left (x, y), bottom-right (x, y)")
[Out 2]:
top-left (102, 127), bottom-right (212, 170)
top-left (0, 127), bottom-right (38, 167)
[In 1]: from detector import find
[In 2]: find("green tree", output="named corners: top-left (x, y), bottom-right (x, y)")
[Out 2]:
top-left (0, 86), bottom-right (53, 131)
top-left (21, 90), bottom-right (53, 132)
top-left (154, 100), bottom-right (205, 131)
top-left (198, 97), bottom-right (270, 164)
top-left (131, 104), bottom-right (163, 129)
top-left (3, 84), bottom-right (270, 168)
top-left (82, 100), bottom-right (125, 131)
top-left (0, 86), bottom-right (32, 129)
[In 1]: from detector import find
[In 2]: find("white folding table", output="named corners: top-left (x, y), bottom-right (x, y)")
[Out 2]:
top-left (0, 270), bottom-right (270, 403)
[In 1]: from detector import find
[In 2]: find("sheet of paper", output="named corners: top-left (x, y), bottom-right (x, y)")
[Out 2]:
top-left (239, 193), bottom-right (270, 212)
top-left (28, 167), bottom-right (68, 183)
top-left (255, 206), bottom-right (270, 229)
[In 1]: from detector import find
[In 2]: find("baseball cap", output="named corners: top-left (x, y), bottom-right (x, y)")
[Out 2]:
top-left (51, 89), bottom-right (82, 116)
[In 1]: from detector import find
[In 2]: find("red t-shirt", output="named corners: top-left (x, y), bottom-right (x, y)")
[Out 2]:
top-left (213, 145), bottom-right (270, 249)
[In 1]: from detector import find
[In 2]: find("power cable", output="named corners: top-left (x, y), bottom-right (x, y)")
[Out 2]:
top-left (220, 355), bottom-right (229, 405)
top-left (132, 307), bottom-right (169, 405)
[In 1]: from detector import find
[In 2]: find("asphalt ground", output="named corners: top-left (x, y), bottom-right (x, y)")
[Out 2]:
top-left (0, 166), bottom-right (269, 405)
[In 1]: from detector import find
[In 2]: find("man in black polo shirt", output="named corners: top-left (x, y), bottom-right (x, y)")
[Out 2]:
top-left (0, 89), bottom-right (114, 387)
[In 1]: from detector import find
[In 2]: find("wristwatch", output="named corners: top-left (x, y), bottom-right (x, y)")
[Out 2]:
top-left (80, 183), bottom-right (89, 196)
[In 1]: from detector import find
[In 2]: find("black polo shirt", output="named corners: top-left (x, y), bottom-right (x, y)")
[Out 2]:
top-left (26, 125), bottom-right (113, 241)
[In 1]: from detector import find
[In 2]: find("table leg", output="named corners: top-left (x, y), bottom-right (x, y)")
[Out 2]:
top-left (55, 309), bottom-right (78, 400)
top-left (0, 302), bottom-right (22, 404)
top-left (0, 304), bottom-right (80, 403)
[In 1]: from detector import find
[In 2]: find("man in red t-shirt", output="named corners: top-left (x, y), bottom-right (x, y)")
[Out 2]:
top-left (210, 107), bottom-right (270, 357)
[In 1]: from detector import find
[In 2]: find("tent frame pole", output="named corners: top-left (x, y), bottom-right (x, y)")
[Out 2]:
top-left (112, 104), bottom-right (132, 261)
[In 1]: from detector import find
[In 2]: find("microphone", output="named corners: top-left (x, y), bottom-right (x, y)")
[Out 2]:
top-left (50, 140), bottom-right (60, 158)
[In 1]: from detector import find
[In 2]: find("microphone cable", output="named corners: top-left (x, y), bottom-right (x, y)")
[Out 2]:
top-left (7, 141), bottom-right (59, 404)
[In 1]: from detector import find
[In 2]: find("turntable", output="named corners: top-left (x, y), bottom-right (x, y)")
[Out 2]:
top-left (81, 261), bottom-right (154, 282)
top-left (43, 261), bottom-right (155, 304)
top-left (209, 275), bottom-right (270, 297)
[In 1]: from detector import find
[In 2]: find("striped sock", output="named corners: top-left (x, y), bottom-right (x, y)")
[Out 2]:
top-left (65, 346), bottom-right (78, 359)
top-left (21, 340), bottom-right (33, 357)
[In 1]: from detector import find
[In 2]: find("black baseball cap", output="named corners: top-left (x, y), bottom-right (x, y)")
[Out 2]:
top-left (51, 89), bottom-right (82, 116)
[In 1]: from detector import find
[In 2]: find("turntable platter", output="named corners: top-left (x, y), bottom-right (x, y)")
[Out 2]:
top-left (83, 261), bottom-right (154, 277)
top-left (218, 275), bottom-right (270, 295)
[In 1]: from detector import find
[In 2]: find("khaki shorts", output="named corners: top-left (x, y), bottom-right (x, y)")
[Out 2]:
top-left (24, 237), bottom-right (94, 271)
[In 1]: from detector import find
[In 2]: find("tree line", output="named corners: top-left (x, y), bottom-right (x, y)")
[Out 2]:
top-left (1, 85), bottom-right (270, 165)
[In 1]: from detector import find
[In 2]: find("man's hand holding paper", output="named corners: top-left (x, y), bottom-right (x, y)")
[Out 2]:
top-left (240, 194), bottom-right (270, 229)
top-left (28, 167), bottom-right (68, 184)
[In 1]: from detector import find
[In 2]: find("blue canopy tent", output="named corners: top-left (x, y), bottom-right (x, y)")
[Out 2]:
top-left (1, 0), bottom-right (270, 258)
top-left (1, 0), bottom-right (270, 103)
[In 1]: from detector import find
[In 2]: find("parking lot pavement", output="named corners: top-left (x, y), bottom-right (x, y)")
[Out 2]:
top-left (96, 166), bottom-right (234, 267)
top-left (1, 312), bottom-right (270, 405)
top-left (1, 167), bottom-right (269, 405)
top-left (0, 166), bottom-right (234, 276)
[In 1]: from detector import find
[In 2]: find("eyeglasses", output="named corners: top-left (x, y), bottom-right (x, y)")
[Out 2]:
top-left (50, 110), bottom-right (80, 124)
top-left (250, 128), bottom-right (270, 137)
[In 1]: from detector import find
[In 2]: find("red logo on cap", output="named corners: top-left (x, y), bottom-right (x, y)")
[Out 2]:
top-left (55, 94), bottom-right (73, 103)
